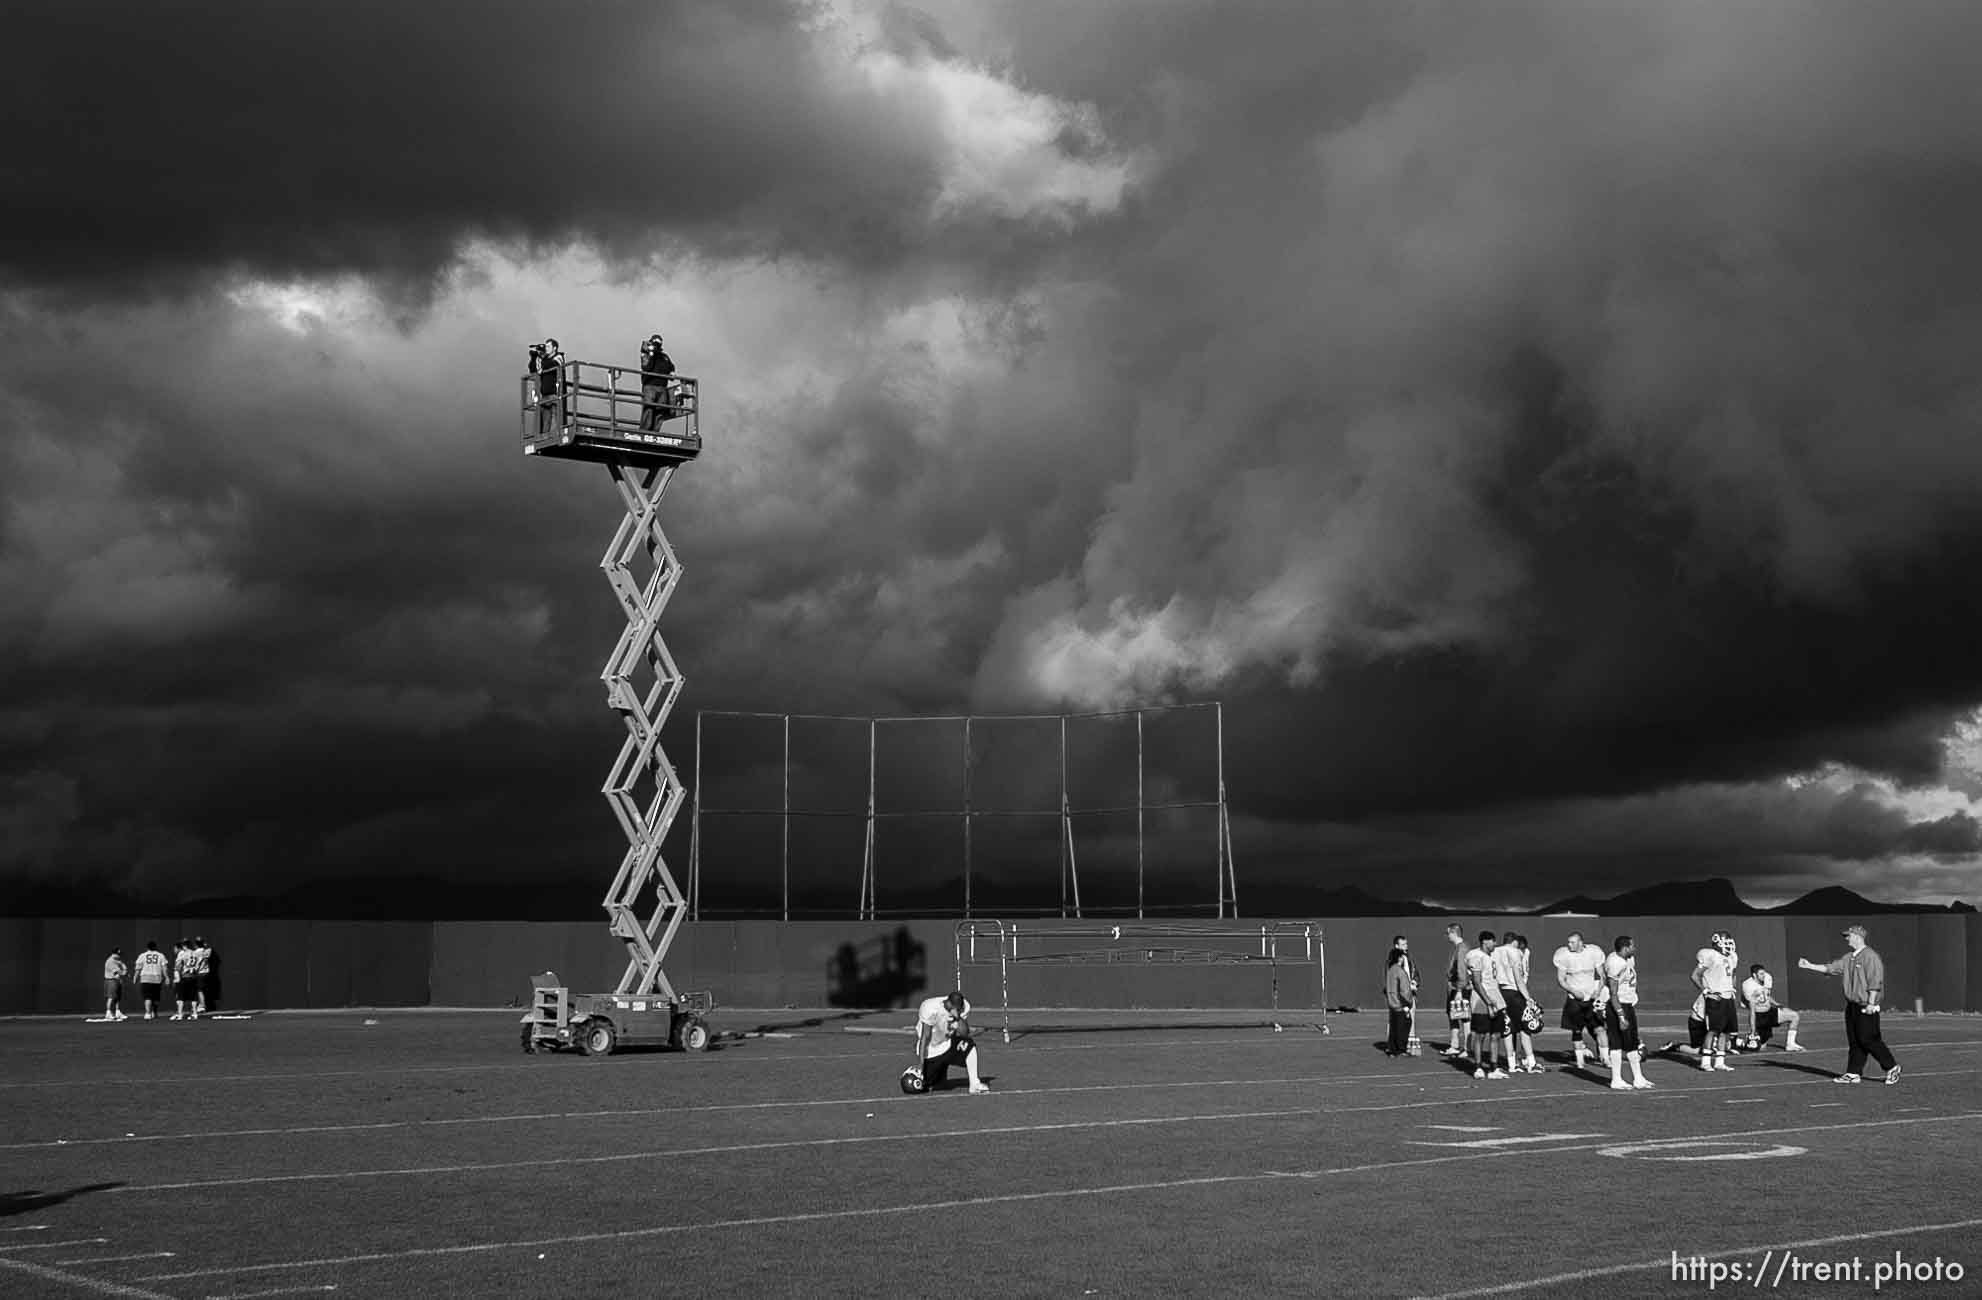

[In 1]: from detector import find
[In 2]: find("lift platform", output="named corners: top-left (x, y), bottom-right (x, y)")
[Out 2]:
top-left (521, 359), bottom-right (702, 469)
top-left (517, 351), bottom-right (715, 1056)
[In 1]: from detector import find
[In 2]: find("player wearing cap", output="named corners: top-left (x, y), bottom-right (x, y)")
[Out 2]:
top-left (101, 948), bottom-right (129, 1021)
top-left (1799, 925), bottom-right (1899, 1085)
top-left (1553, 931), bottom-right (1609, 1074)
top-left (909, 990), bottom-right (989, 1094)
top-left (1602, 936), bottom-right (1652, 1090)
top-left (1741, 963), bottom-right (1804, 1052)
top-left (1691, 932), bottom-right (1740, 1072)
top-left (1465, 932), bottom-right (1510, 1079)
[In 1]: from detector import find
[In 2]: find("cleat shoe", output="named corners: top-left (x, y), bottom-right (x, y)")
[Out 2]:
top-left (1884, 1066), bottom-right (1902, 1086)
top-left (1473, 1067), bottom-right (1487, 1079)
top-left (1699, 1060), bottom-right (1713, 1072)
top-left (1609, 1079), bottom-right (1633, 1091)
top-left (1632, 1079), bottom-right (1655, 1089)
top-left (969, 1081), bottom-right (990, 1094)
top-left (1714, 1060), bottom-right (1734, 1072)
top-left (1488, 1069), bottom-right (1509, 1080)
top-left (1785, 1043), bottom-right (1808, 1052)
top-left (1833, 1073), bottom-right (1862, 1085)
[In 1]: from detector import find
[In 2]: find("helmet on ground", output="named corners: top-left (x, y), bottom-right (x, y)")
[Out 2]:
top-left (899, 1066), bottom-right (927, 1095)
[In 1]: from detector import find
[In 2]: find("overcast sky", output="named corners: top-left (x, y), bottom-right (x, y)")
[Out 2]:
top-left (4, 0), bottom-right (1981, 912)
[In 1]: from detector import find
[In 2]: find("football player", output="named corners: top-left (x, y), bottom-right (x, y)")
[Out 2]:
top-left (908, 990), bottom-right (989, 1095)
top-left (1691, 932), bottom-right (1741, 1072)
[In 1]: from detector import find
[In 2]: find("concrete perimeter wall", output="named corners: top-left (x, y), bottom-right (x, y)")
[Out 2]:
top-left (5, 915), bottom-right (1978, 1016)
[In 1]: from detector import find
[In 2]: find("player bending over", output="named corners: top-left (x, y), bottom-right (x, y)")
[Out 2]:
top-left (1553, 931), bottom-right (1609, 1073)
top-left (1740, 963), bottom-right (1805, 1052)
top-left (1691, 932), bottom-right (1741, 1072)
top-left (910, 991), bottom-right (989, 1095)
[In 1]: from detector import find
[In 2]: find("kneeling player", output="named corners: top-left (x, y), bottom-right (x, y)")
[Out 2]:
top-left (910, 990), bottom-right (989, 1095)
top-left (1741, 963), bottom-right (1804, 1052)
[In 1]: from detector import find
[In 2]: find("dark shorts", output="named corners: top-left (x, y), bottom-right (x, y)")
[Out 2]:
top-left (176, 977), bottom-right (198, 1000)
top-left (103, 978), bottom-right (124, 1000)
top-left (1688, 1016), bottom-right (1707, 1050)
top-left (921, 1036), bottom-right (975, 1089)
top-left (1499, 989), bottom-right (1528, 1034)
top-left (1703, 996), bottom-right (1739, 1034)
top-left (1469, 1010), bottom-right (1506, 1036)
top-left (1605, 1002), bottom-right (1641, 1053)
top-left (1561, 998), bottom-right (1603, 1035)
top-left (1754, 1008), bottom-right (1779, 1040)
top-left (140, 982), bottom-right (163, 1004)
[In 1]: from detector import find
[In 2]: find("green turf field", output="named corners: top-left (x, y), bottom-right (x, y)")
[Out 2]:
top-left (4, 1008), bottom-right (1980, 1298)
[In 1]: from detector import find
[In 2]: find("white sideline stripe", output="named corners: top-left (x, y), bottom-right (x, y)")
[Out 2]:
top-left (10, 1031), bottom-right (1981, 1094)
top-left (1411, 1217), bottom-right (1982, 1299)
top-left (0, 1238), bottom-right (108, 1253)
top-left (0, 1031), bottom-right (1321, 1092)
top-left (206, 1286), bottom-right (338, 1298)
top-left (112, 1108), bottom-right (1319, 1193)
top-left (1407, 1133), bottom-right (1606, 1149)
top-left (0, 1225), bottom-right (50, 1233)
top-left (1283, 1111), bottom-right (1982, 1178)
top-left (1423, 1126), bottom-right (1501, 1132)
top-left (136, 1112), bottom-right (1982, 1287)
top-left (0, 1069), bottom-right (1435, 1152)
top-left (56, 1252), bottom-right (177, 1265)
top-left (102, 1070), bottom-right (1982, 1196)
top-left (0, 1255), bottom-right (174, 1299)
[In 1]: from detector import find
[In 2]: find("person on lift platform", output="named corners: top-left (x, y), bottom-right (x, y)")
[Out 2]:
top-left (639, 334), bottom-right (675, 431)
top-left (529, 338), bottom-right (564, 435)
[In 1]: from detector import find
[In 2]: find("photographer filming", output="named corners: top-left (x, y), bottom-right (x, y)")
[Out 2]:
top-left (529, 338), bottom-right (564, 436)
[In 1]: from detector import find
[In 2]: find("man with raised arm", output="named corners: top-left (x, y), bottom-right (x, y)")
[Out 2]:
top-left (911, 990), bottom-right (989, 1095)
top-left (1799, 925), bottom-right (1899, 1085)
top-left (1553, 931), bottom-right (1609, 1074)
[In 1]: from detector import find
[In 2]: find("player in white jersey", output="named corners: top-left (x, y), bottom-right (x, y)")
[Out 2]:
top-left (1492, 931), bottom-right (1539, 1073)
top-left (1740, 963), bottom-right (1804, 1052)
top-left (908, 991), bottom-right (988, 1094)
top-left (1602, 936), bottom-right (1653, 1090)
top-left (1691, 932), bottom-right (1740, 1072)
top-left (1553, 932), bottom-right (1610, 1073)
top-left (1464, 932), bottom-right (1510, 1079)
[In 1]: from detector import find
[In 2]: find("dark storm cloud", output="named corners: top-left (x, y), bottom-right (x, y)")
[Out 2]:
top-left (5, 1), bottom-right (1982, 911)
top-left (3, 0), bottom-right (1122, 301)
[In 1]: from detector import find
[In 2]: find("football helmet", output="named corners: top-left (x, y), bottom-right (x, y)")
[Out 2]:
top-left (1709, 932), bottom-right (1736, 957)
top-left (900, 1066), bottom-right (927, 1095)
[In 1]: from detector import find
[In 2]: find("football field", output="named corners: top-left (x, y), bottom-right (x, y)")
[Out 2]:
top-left (4, 1008), bottom-right (1980, 1298)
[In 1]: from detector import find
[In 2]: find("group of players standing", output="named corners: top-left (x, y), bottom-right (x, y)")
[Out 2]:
top-left (1382, 921), bottom-right (1903, 1088)
top-left (100, 938), bottom-right (216, 1021)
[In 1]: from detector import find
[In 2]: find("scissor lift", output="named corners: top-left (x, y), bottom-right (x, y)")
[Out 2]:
top-left (518, 355), bottom-right (714, 1056)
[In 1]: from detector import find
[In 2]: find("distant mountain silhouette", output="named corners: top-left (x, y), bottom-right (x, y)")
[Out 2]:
top-left (1540, 877), bottom-right (1974, 917)
top-left (1767, 884), bottom-right (1975, 915)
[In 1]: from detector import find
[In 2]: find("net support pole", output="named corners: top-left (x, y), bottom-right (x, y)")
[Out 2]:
top-left (781, 713), bottom-right (790, 922)
top-left (963, 715), bottom-right (973, 919)
top-left (1136, 708), bottom-right (1145, 920)
top-left (690, 710), bottom-right (702, 922)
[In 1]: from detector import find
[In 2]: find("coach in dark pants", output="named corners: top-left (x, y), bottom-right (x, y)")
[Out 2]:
top-left (1798, 924), bottom-right (1899, 1085)
top-left (1383, 938), bottom-right (1417, 1055)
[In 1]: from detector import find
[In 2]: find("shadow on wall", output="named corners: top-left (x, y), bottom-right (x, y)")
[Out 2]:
top-left (827, 928), bottom-right (927, 1009)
